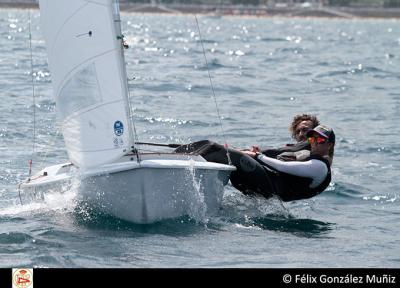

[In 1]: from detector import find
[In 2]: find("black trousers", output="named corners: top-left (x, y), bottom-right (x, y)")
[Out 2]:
top-left (175, 140), bottom-right (279, 198)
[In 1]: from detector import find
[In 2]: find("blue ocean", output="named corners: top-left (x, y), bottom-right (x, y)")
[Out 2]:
top-left (1, 9), bottom-right (399, 268)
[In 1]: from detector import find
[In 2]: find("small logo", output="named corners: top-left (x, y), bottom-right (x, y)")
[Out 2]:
top-left (113, 137), bottom-right (124, 148)
top-left (114, 121), bottom-right (124, 136)
top-left (12, 268), bottom-right (33, 288)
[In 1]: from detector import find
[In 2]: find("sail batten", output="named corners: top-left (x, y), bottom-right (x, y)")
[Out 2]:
top-left (39, 0), bottom-right (133, 168)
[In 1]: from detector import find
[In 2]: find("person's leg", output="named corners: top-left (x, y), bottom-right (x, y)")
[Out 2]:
top-left (174, 140), bottom-right (277, 198)
top-left (198, 142), bottom-right (276, 198)
top-left (174, 140), bottom-right (213, 154)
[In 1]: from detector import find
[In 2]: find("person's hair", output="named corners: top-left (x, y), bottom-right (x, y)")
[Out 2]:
top-left (290, 114), bottom-right (320, 139)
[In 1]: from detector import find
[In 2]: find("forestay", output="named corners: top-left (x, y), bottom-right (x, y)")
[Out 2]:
top-left (39, 0), bottom-right (133, 168)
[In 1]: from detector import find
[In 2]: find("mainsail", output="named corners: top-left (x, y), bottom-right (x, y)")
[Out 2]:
top-left (39, 0), bottom-right (133, 168)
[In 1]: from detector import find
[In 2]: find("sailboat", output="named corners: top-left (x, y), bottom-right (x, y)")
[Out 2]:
top-left (19, 0), bottom-right (235, 224)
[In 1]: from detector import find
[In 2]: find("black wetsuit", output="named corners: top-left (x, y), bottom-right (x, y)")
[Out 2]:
top-left (175, 140), bottom-right (331, 201)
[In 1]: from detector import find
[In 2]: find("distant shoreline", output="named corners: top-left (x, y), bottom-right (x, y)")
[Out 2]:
top-left (1, 2), bottom-right (400, 19)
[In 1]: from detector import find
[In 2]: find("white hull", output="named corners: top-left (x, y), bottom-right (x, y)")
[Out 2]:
top-left (19, 154), bottom-right (235, 224)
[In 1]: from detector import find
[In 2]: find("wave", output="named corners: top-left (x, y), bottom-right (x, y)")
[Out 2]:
top-left (315, 70), bottom-right (353, 78)
top-left (219, 191), bottom-right (333, 237)
top-left (196, 58), bottom-right (229, 70)
top-left (0, 231), bottom-right (33, 244)
top-left (260, 37), bottom-right (287, 42)
top-left (276, 47), bottom-right (306, 54)
top-left (314, 65), bottom-right (399, 80)
top-left (324, 182), bottom-right (367, 200)
top-left (139, 82), bottom-right (184, 92)
top-left (249, 216), bottom-right (334, 237)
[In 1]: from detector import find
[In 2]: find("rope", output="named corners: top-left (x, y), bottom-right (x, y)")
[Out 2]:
top-left (28, 10), bottom-right (36, 177)
top-left (194, 15), bottom-right (232, 165)
top-left (128, 86), bottom-right (141, 163)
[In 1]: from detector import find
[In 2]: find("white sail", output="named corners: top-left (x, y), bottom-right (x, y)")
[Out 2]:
top-left (39, 0), bottom-right (133, 168)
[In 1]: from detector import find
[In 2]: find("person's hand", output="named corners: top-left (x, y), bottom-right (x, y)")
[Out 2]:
top-left (242, 150), bottom-right (257, 158)
top-left (250, 145), bottom-right (260, 153)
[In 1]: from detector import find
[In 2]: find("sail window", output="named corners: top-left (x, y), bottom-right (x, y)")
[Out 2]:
top-left (58, 63), bottom-right (102, 119)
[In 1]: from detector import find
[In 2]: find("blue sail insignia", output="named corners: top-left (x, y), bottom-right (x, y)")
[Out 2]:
top-left (114, 121), bottom-right (124, 136)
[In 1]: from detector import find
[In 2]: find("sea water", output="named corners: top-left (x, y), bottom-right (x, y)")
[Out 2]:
top-left (0, 9), bottom-right (399, 268)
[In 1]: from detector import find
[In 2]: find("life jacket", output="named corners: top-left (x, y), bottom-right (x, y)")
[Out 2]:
top-left (264, 154), bottom-right (331, 202)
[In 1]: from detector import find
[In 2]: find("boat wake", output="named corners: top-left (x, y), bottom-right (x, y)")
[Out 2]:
top-left (219, 188), bottom-right (333, 237)
top-left (0, 182), bottom-right (78, 219)
top-left (221, 188), bottom-right (291, 219)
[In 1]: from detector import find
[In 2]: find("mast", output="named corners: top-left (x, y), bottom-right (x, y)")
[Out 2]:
top-left (112, 0), bottom-right (136, 153)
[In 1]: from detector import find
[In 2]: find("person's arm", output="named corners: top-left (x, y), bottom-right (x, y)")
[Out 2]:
top-left (256, 154), bottom-right (328, 188)
top-left (261, 141), bottom-right (310, 158)
top-left (277, 150), bottom-right (310, 161)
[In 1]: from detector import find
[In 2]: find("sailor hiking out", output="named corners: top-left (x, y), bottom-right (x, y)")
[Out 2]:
top-left (175, 125), bottom-right (335, 201)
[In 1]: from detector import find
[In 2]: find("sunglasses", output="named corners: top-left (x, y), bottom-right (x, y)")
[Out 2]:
top-left (308, 136), bottom-right (328, 145)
